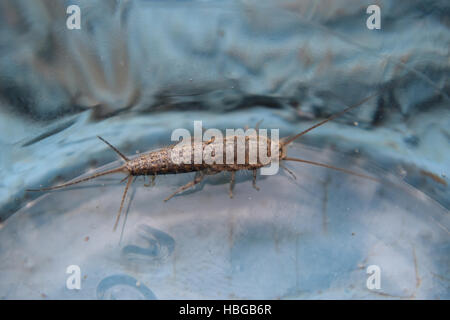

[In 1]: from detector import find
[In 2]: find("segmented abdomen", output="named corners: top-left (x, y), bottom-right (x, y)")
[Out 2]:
top-left (127, 135), bottom-right (277, 176)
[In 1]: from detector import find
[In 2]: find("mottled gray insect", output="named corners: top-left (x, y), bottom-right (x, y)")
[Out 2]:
top-left (28, 93), bottom-right (378, 230)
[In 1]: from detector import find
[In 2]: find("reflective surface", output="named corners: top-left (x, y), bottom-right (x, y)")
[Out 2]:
top-left (1, 144), bottom-right (448, 299)
top-left (0, 0), bottom-right (449, 300)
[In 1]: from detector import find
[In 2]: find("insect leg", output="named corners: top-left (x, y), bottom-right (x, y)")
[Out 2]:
top-left (144, 174), bottom-right (156, 187)
top-left (144, 176), bottom-right (151, 187)
top-left (252, 169), bottom-right (260, 191)
top-left (164, 171), bottom-right (204, 202)
top-left (229, 171), bottom-right (236, 198)
top-left (113, 175), bottom-right (134, 231)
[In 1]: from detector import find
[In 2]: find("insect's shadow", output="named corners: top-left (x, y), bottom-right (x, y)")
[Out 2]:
top-left (119, 182), bottom-right (137, 244)
top-left (161, 170), bottom-right (270, 199)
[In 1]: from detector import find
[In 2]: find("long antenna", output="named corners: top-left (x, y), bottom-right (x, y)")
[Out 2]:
top-left (282, 92), bottom-right (378, 146)
top-left (97, 136), bottom-right (130, 162)
top-left (284, 157), bottom-right (379, 182)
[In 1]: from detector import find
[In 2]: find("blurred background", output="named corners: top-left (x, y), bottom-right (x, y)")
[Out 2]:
top-left (0, 0), bottom-right (449, 299)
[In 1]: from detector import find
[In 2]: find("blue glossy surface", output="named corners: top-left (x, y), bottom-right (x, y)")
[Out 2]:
top-left (0, 0), bottom-right (448, 299)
